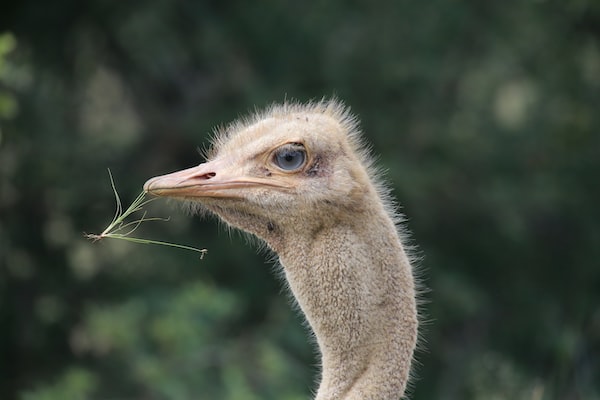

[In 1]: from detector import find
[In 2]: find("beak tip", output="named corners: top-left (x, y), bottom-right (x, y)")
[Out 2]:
top-left (143, 177), bottom-right (157, 194)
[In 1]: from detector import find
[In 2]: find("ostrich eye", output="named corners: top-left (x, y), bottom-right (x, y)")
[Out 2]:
top-left (273, 144), bottom-right (306, 171)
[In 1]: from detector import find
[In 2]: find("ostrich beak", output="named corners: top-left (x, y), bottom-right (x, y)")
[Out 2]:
top-left (144, 158), bottom-right (290, 199)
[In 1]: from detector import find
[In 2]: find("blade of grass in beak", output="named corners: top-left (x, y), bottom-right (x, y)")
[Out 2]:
top-left (85, 169), bottom-right (207, 258)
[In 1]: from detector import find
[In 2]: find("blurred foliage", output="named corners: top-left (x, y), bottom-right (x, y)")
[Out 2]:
top-left (0, 33), bottom-right (19, 121)
top-left (1, 0), bottom-right (599, 399)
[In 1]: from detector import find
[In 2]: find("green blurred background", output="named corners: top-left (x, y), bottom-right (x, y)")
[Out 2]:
top-left (1, 1), bottom-right (599, 399)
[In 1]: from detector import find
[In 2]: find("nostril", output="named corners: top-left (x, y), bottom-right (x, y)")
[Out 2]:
top-left (194, 172), bottom-right (216, 180)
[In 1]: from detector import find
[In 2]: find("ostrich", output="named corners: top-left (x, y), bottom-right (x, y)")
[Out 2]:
top-left (144, 100), bottom-right (419, 399)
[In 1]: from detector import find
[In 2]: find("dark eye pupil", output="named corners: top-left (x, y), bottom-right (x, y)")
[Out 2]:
top-left (275, 147), bottom-right (305, 170)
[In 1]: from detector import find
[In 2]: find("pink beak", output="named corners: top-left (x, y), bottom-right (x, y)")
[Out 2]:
top-left (144, 158), bottom-right (290, 199)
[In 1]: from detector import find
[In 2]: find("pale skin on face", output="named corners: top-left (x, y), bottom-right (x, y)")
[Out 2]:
top-left (144, 100), bottom-right (418, 400)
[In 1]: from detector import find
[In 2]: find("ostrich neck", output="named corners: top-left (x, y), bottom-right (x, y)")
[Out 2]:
top-left (275, 210), bottom-right (418, 400)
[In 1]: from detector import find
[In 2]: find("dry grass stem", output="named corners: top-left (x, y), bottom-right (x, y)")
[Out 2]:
top-left (85, 169), bottom-right (207, 259)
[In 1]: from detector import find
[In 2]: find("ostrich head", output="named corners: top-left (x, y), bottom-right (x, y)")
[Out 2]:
top-left (144, 101), bottom-right (377, 250)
